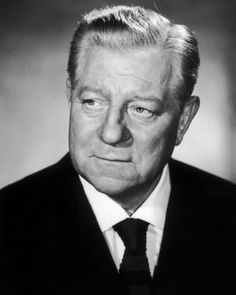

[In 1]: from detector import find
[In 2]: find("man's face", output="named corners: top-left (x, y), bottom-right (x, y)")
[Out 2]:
top-left (69, 46), bottom-right (182, 198)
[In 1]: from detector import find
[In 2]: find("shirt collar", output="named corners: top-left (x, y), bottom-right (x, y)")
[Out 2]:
top-left (79, 165), bottom-right (170, 232)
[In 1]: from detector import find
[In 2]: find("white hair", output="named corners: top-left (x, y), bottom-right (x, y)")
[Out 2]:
top-left (67, 5), bottom-right (200, 109)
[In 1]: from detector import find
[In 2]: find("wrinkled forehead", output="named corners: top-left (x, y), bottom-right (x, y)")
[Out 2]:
top-left (74, 42), bottom-right (172, 90)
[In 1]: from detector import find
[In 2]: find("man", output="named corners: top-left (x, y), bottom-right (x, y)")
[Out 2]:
top-left (0, 5), bottom-right (235, 295)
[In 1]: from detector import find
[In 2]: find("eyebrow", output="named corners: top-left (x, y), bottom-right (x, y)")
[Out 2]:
top-left (78, 86), bottom-right (110, 98)
top-left (132, 95), bottom-right (162, 103)
top-left (131, 95), bottom-right (165, 109)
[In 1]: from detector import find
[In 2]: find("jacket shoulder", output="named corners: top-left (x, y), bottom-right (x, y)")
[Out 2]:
top-left (169, 158), bottom-right (236, 194)
top-left (169, 158), bottom-right (236, 224)
top-left (0, 153), bottom-right (76, 203)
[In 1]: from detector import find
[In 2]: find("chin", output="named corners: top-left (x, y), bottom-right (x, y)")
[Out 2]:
top-left (87, 175), bottom-right (135, 197)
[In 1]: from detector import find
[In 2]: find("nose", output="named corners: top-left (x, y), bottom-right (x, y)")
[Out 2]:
top-left (98, 107), bottom-right (132, 146)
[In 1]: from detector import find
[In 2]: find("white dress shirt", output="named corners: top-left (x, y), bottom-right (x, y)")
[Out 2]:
top-left (79, 165), bottom-right (170, 276)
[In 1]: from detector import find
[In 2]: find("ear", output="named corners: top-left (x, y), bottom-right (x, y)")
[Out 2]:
top-left (66, 78), bottom-right (72, 105)
top-left (175, 95), bottom-right (200, 146)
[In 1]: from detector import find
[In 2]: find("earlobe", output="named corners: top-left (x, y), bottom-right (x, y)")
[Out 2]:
top-left (175, 95), bottom-right (200, 146)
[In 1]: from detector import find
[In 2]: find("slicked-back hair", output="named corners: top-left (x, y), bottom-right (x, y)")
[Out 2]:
top-left (67, 5), bottom-right (200, 109)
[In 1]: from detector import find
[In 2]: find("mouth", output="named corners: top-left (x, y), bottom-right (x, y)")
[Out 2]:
top-left (87, 155), bottom-right (137, 181)
top-left (93, 155), bottom-right (131, 163)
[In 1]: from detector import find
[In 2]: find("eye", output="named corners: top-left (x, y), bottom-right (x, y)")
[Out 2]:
top-left (81, 98), bottom-right (105, 111)
top-left (83, 99), bottom-right (99, 106)
top-left (134, 107), bottom-right (149, 114)
top-left (128, 106), bottom-right (155, 120)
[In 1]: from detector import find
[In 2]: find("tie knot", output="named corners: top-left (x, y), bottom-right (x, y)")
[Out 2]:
top-left (113, 218), bottom-right (149, 251)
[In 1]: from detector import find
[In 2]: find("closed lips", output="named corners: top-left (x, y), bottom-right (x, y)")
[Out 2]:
top-left (94, 156), bottom-right (131, 162)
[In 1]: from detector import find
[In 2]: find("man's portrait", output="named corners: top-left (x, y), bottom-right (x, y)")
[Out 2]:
top-left (0, 2), bottom-right (235, 295)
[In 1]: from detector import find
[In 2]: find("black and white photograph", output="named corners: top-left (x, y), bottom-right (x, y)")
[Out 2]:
top-left (0, 1), bottom-right (235, 294)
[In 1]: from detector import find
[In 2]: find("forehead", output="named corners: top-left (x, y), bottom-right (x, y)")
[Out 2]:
top-left (76, 46), bottom-right (170, 98)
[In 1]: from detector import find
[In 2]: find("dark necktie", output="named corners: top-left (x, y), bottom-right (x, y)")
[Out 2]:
top-left (113, 218), bottom-right (152, 295)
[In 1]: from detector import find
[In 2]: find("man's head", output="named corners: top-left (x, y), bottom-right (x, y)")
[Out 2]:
top-left (66, 6), bottom-right (200, 208)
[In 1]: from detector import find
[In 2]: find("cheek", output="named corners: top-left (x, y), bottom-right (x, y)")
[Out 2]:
top-left (70, 117), bottom-right (83, 146)
top-left (69, 111), bottom-right (96, 170)
top-left (70, 109), bottom-right (95, 144)
top-left (134, 117), bottom-right (178, 161)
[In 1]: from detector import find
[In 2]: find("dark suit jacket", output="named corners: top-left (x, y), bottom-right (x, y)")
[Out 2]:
top-left (0, 154), bottom-right (235, 295)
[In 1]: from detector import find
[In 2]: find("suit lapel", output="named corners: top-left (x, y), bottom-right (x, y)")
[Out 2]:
top-left (53, 154), bottom-right (128, 295)
top-left (151, 159), bottom-right (203, 294)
